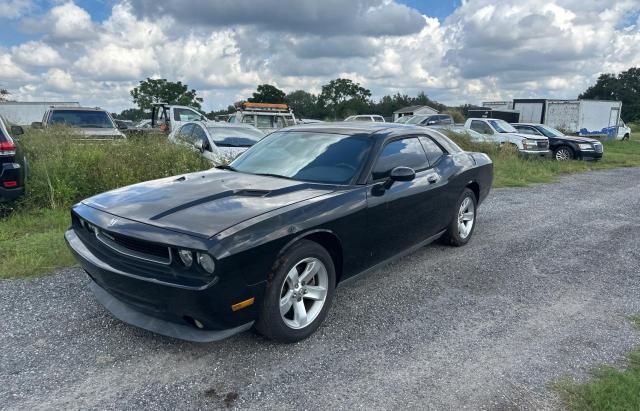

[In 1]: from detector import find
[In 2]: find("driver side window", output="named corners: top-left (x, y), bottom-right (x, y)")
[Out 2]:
top-left (470, 120), bottom-right (494, 135)
top-left (371, 138), bottom-right (429, 181)
top-left (191, 125), bottom-right (210, 151)
top-left (175, 108), bottom-right (202, 122)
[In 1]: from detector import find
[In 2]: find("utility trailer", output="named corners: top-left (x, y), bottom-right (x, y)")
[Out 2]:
top-left (468, 107), bottom-right (520, 123)
top-left (0, 101), bottom-right (80, 126)
top-left (512, 99), bottom-right (630, 140)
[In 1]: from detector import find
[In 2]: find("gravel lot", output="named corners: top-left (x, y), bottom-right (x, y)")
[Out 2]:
top-left (2, 167), bottom-right (640, 410)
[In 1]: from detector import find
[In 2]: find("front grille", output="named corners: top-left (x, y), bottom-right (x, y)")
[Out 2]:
top-left (105, 231), bottom-right (170, 260)
top-left (594, 143), bottom-right (603, 153)
top-left (74, 215), bottom-right (171, 265)
top-left (96, 230), bottom-right (172, 265)
top-left (537, 141), bottom-right (549, 150)
top-left (71, 214), bottom-right (212, 289)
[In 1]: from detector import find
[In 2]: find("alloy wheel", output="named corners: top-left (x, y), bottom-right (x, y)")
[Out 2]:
top-left (279, 257), bottom-right (328, 330)
top-left (555, 148), bottom-right (572, 161)
top-left (457, 196), bottom-right (475, 239)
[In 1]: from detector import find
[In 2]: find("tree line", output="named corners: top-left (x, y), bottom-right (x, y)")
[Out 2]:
top-left (116, 77), bottom-right (462, 122)
top-left (115, 67), bottom-right (640, 123)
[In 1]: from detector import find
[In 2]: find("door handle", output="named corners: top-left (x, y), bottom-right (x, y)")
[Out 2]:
top-left (427, 174), bottom-right (439, 184)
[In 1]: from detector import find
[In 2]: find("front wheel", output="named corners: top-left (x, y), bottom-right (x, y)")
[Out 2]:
top-left (255, 240), bottom-right (336, 343)
top-left (622, 134), bottom-right (630, 141)
top-left (554, 146), bottom-right (574, 161)
top-left (442, 188), bottom-right (477, 247)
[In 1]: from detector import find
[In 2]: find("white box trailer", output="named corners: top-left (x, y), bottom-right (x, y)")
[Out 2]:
top-left (513, 99), bottom-right (625, 139)
top-left (0, 101), bottom-right (80, 126)
top-left (481, 101), bottom-right (513, 110)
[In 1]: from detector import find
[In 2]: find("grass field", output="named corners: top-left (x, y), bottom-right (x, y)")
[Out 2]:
top-left (556, 316), bottom-right (640, 410)
top-left (1, 126), bottom-right (640, 279)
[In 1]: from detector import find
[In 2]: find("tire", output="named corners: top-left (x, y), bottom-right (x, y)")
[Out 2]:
top-left (622, 134), bottom-right (630, 141)
top-left (255, 240), bottom-right (336, 343)
top-left (553, 146), bottom-right (574, 161)
top-left (442, 188), bottom-right (477, 247)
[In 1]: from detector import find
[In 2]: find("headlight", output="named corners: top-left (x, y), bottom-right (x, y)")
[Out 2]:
top-left (178, 249), bottom-right (193, 267)
top-left (522, 139), bottom-right (538, 148)
top-left (578, 143), bottom-right (594, 150)
top-left (197, 253), bottom-right (216, 274)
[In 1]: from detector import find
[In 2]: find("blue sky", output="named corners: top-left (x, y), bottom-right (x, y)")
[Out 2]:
top-left (400, 0), bottom-right (459, 20)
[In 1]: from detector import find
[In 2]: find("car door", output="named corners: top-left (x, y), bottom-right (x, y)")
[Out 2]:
top-left (191, 124), bottom-right (217, 162)
top-left (174, 123), bottom-right (195, 147)
top-left (365, 136), bottom-right (448, 263)
top-left (469, 120), bottom-right (502, 144)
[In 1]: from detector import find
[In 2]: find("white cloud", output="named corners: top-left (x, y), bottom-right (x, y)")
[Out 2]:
top-left (74, 44), bottom-right (159, 81)
top-left (0, 53), bottom-right (36, 82)
top-left (4, 0), bottom-right (640, 111)
top-left (0, 0), bottom-right (32, 19)
top-left (12, 41), bottom-right (66, 67)
top-left (44, 68), bottom-right (75, 92)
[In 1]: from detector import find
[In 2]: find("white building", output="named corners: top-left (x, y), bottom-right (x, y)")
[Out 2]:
top-left (393, 105), bottom-right (438, 121)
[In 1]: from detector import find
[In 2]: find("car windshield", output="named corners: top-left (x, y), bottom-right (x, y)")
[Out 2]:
top-left (49, 110), bottom-right (114, 128)
top-left (488, 119), bottom-right (517, 133)
top-left (406, 115), bottom-right (427, 124)
top-left (230, 131), bottom-right (373, 184)
top-left (207, 127), bottom-right (264, 147)
top-left (536, 125), bottom-right (565, 137)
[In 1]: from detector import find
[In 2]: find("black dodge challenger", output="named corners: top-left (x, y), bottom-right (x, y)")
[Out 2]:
top-left (66, 123), bottom-right (493, 343)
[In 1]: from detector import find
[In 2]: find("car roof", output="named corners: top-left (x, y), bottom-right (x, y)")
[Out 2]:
top-left (49, 106), bottom-right (109, 112)
top-left (277, 121), bottom-right (425, 137)
top-left (512, 123), bottom-right (542, 126)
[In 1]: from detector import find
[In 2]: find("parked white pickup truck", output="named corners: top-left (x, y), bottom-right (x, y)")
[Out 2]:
top-left (151, 103), bottom-right (209, 133)
top-left (464, 118), bottom-right (551, 158)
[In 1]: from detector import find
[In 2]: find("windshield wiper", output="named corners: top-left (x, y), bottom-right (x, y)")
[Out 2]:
top-left (253, 173), bottom-right (292, 180)
top-left (216, 165), bottom-right (238, 172)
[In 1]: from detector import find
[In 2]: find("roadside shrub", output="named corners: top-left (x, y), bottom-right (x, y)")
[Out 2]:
top-left (17, 127), bottom-right (211, 210)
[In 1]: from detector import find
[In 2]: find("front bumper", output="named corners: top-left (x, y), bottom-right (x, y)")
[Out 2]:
top-left (65, 229), bottom-right (256, 342)
top-left (519, 149), bottom-right (551, 159)
top-left (579, 150), bottom-right (603, 161)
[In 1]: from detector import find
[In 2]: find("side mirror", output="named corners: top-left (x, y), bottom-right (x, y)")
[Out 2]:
top-left (427, 120), bottom-right (437, 125)
top-left (194, 139), bottom-right (205, 153)
top-left (31, 122), bottom-right (43, 129)
top-left (11, 125), bottom-right (24, 136)
top-left (382, 166), bottom-right (416, 190)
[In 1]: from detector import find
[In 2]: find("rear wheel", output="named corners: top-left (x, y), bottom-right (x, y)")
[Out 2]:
top-left (255, 240), bottom-right (336, 343)
top-left (442, 188), bottom-right (476, 247)
top-left (554, 146), bottom-right (574, 161)
top-left (622, 133), bottom-right (630, 141)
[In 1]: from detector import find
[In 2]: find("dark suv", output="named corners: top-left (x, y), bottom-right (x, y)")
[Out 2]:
top-left (0, 117), bottom-right (26, 202)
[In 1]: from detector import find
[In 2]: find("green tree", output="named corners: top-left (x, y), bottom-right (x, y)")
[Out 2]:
top-left (115, 108), bottom-right (147, 121)
top-left (248, 84), bottom-right (286, 103)
top-left (285, 90), bottom-right (319, 118)
top-left (318, 78), bottom-right (371, 119)
top-left (0, 89), bottom-right (9, 102)
top-left (131, 78), bottom-right (203, 111)
top-left (580, 67), bottom-right (640, 122)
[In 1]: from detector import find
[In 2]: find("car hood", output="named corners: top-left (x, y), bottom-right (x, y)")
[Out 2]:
top-left (553, 135), bottom-right (600, 144)
top-left (82, 169), bottom-right (336, 238)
